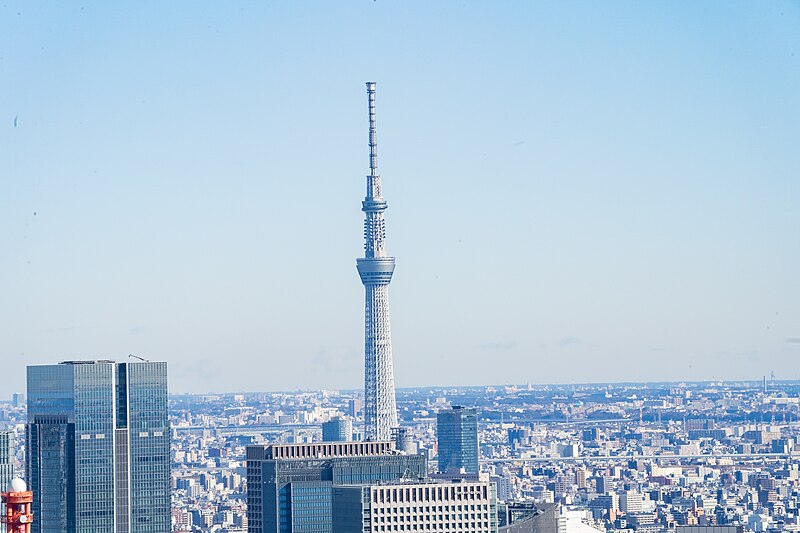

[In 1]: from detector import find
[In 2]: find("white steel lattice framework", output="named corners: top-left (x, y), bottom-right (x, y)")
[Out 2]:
top-left (356, 82), bottom-right (398, 441)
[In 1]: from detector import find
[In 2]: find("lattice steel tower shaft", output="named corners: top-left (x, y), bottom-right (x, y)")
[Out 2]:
top-left (357, 82), bottom-right (398, 441)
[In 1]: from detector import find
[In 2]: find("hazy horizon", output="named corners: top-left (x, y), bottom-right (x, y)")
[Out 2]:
top-left (3, 2), bottom-right (799, 397)
top-left (164, 377), bottom-right (800, 397)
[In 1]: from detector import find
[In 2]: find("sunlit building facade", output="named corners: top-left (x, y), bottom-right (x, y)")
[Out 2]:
top-left (332, 481), bottom-right (498, 532)
top-left (26, 360), bottom-right (169, 533)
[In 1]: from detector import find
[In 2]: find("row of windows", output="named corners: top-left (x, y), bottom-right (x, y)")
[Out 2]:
top-left (268, 441), bottom-right (392, 459)
top-left (372, 484), bottom-right (489, 504)
top-left (373, 513), bottom-right (489, 522)
top-left (370, 523), bottom-right (492, 532)
top-left (374, 505), bottom-right (489, 513)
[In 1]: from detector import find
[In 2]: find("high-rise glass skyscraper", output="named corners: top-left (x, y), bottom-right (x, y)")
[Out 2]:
top-left (437, 406), bottom-right (479, 474)
top-left (26, 360), bottom-right (170, 533)
top-left (357, 82), bottom-right (398, 442)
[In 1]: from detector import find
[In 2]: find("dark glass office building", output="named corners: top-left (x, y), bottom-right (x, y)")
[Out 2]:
top-left (26, 360), bottom-right (169, 533)
top-left (437, 405), bottom-right (479, 473)
top-left (246, 442), bottom-right (426, 533)
top-left (321, 417), bottom-right (352, 442)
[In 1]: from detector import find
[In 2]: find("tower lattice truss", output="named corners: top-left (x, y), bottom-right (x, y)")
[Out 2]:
top-left (357, 82), bottom-right (398, 441)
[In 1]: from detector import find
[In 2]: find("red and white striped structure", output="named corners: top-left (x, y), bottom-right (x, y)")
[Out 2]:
top-left (2, 478), bottom-right (33, 533)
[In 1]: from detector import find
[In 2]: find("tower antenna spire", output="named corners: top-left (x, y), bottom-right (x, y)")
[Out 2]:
top-left (357, 82), bottom-right (398, 441)
top-left (367, 81), bottom-right (378, 176)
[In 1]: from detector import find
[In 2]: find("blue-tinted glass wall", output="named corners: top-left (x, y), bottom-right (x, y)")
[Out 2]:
top-left (26, 360), bottom-right (169, 533)
top-left (27, 363), bottom-right (76, 532)
top-left (126, 362), bottom-right (170, 532)
top-left (321, 418), bottom-right (352, 442)
top-left (436, 406), bottom-right (479, 474)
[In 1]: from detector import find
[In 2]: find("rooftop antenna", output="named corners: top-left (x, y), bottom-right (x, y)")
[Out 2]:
top-left (128, 354), bottom-right (150, 363)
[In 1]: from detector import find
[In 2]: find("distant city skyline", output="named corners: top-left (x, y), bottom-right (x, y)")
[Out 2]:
top-left (2, 2), bottom-right (798, 396)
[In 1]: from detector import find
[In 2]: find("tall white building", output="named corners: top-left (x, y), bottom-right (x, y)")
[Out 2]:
top-left (620, 490), bottom-right (644, 514)
top-left (357, 82), bottom-right (398, 441)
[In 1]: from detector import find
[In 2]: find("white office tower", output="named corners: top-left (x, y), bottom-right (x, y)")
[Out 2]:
top-left (333, 481), bottom-right (499, 532)
top-left (356, 82), bottom-right (398, 441)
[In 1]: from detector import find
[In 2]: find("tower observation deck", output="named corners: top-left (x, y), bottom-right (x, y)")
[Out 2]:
top-left (357, 82), bottom-right (398, 441)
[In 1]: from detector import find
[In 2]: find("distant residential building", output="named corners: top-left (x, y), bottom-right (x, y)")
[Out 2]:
top-left (332, 481), bottom-right (498, 533)
top-left (685, 418), bottom-right (715, 431)
top-left (689, 428), bottom-right (730, 440)
top-left (11, 393), bottom-right (24, 407)
top-left (677, 527), bottom-right (744, 533)
top-left (172, 508), bottom-right (193, 530)
top-left (27, 360), bottom-right (170, 533)
top-left (321, 417), bottom-right (352, 442)
top-left (492, 474), bottom-right (513, 502)
top-left (582, 428), bottom-right (600, 442)
top-left (437, 406), bottom-right (479, 473)
top-left (596, 476), bottom-right (613, 494)
top-left (561, 443), bottom-right (579, 458)
top-left (554, 477), bottom-right (570, 495)
top-left (620, 490), bottom-right (643, 514)
top-left (589, 493), bottom-right (619, 513)
top-left (743, 429), bottom-right (780, 445)
top-left (576, 468), bottom-right (588, 489)
top-left (772, 438), bottom-right (794, 454)
top-left (508, 428), bottom-right (532, 447)
top-left (347, 398), bottom-right (363, 419)
top-left (678, 442), bottom-right (700, 455)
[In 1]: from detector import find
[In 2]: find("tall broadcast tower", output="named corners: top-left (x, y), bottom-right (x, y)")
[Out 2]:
top-left (357, 82), bottom-right (398, 441)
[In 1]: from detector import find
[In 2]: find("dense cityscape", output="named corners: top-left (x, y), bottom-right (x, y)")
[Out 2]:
top-left (2, 380), bottom-right (800, 532)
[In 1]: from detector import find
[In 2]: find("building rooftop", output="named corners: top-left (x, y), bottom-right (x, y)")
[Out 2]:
top-left (59, 360), bottom-right (116, 365)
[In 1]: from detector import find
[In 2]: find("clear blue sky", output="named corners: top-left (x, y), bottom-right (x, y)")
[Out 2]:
top-left (2, 1), bottom-right (798, 395)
